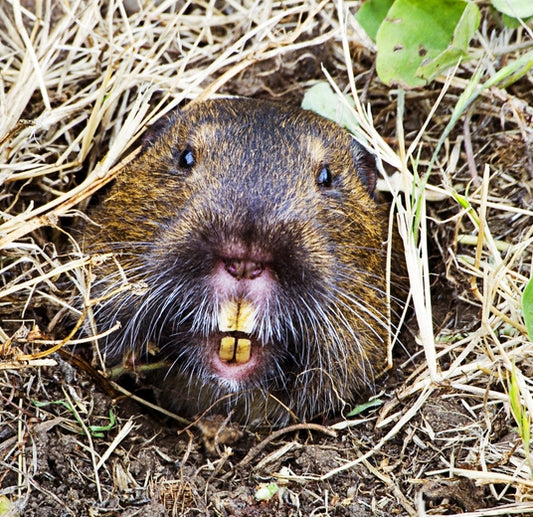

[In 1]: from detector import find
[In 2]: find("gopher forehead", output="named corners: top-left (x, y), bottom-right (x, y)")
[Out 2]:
top-left (183, 115), bottom-right (332, 158)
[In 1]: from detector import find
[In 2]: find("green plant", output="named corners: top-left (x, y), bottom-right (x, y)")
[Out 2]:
top-left (523, 276), bottom-right (533, 341)
top-left (355, 0), bottom-right (533, 87)
top-left (507, 366), bottom-right (533, 476)
top-left (34, 399), bottom-right (116, 437)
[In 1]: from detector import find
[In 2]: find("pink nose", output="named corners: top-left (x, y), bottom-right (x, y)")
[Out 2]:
top-left (224, 258), bottom-right (264, 280)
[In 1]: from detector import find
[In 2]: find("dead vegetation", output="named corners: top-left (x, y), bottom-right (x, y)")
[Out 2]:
top-left (1, 1), bottom-right (533, 515)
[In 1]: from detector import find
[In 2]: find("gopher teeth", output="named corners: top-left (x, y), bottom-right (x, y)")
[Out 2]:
top-left (219, 336), bottom-right (237, 361)
top-left (235, 338), bottom-right (251, 363)
top-left (218, 299), bottom-right (255, 334)
top-left (218, 300), bottom-right (255, 363)
top-left (218, 336), bottom-right (252, 364)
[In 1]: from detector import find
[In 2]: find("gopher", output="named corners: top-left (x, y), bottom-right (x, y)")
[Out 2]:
top-left (84, 98), bottom-right (394, 426)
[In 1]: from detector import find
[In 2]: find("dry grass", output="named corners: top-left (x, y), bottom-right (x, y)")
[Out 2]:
top-left (1, 1), bottom-right (533, 516)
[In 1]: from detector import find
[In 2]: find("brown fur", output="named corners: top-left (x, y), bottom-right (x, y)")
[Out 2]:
top-left (84, 98), bottom-right (394, 426)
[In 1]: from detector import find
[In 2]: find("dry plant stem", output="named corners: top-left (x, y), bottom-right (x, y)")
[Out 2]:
top-left (109, 380), bottom-right (191, 427)
top-left (195, 0), bottom-right (333, 103)
top-left (17, 396), bottom-right (25, 500)
top-left (455, 466), bottom-right (533, 491)
top-left (417, 496), bottom-right (533, 516)
top-left (0, 255), bottom-right (92, 300)
top-left (318, 380), bottom-right (433, 482)
top-left (375, 372), bottom-right (474, 429)
top-left (239, 423), bottom-right (337, 468)
top-left (206, 447), bottom-right (233, 484)
top-left (0, 359), bottom-right (56, 370)
top-left (55, 347), bottom-right (120, 399)
top-left (95, 418), bottom-right (135, 471)
top-left (466, 165), bottom-right (529, 334)
top-left (385, 205), bottom-right (395, 367)
top-left (0, 148), bottom-right (140, 249)
top-left (333, 1), bottom-right (416, 166)
top-left (396, 90), bottom-right (439, 382)
top-left (330, 1), bottom-right (446, 481)
top-left (22, 322), bottom-right (123, 348)
top-left (252, 441), bottom-right (302, 473)
top-left (16, 317), bottom-right (85, 363)
top-left (470, 164), bottom-right (489, 301)
top-left (361, 455), bottom-right (416, 516)
top-left (180, 429), bottom-right (195, 474)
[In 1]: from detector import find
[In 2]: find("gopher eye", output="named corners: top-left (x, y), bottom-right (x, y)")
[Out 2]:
top-left (317, 166), bottom-right (332, 188)
top-left (178, 148), bottom-right (195, 169)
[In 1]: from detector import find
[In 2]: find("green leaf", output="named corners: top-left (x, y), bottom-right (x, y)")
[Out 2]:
top-left (523, 276), bottom-right (533, 341)
top-left (491, 0), bottom-right (533, 18)
top-left (417, 2), bottom-right (480, 82)
top-left (482, 50), bottom-right (533, 90)
top-left (0, 496), bottom-right (17, 517)
top-left (88, 409), bottom-right (116, 437)
top-left (301, 82), bottom-right (360, 135)
top-left (522, 407), bottom-right (531, 448)
top-left (355, 0), bottom-right (395, 41)
top-left (346, 397), bottom-right (383, 417)
top-left (501, 13), bottom-right (533, 28)
top-left (376, 0), bottom-right (478, 87)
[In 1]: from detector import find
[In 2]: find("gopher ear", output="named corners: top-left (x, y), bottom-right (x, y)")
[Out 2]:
top-left (141, 110), bottom-right (181, 150)
top-left (350, 139), bottom-right (377, 195)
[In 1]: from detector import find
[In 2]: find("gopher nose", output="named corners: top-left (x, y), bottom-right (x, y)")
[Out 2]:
top-left (224, 258), bottom-right (264, 280)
